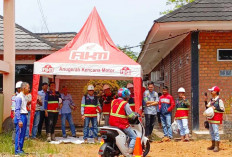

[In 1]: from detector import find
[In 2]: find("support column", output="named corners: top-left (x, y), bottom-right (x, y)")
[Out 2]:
top-left (191, 31), bottom-right (199, 131)
top-left (3, 0), bottom-right (15, 120)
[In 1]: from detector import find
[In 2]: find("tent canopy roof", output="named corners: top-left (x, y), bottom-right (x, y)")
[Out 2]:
top-left (34, 7), bottom-right (141, 78)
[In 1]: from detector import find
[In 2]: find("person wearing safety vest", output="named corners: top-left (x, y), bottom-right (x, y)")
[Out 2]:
top-left (143, 81), bottom-right (159, 141)
top-left (127, 83), bottom-right (135, 112)
top-left (11, 81), bottom-right (23, 144)
top-left (174, 87), bottom-right (190, 142)
top-left (159, 86), bottom-right (175, 142)
top-left (81, 85), bottom-right (101, 143)
top-left (109, 88), bottom-right (137, 155)
top-left (14, 82), bottom-right (30, 155)
top-left (44, 82), bottom-right (62, 142)
top-left (206, 86), bottom-right (225, 152)
top-left (101, 84), bottom-right (114, 126)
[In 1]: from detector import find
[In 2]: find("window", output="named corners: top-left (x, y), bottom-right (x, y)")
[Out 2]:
top-left (217, 49), bottom-right (232, 61)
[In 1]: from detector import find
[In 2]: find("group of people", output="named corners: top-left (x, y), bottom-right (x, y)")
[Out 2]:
top-left (11, 81), bottom-right (77, 155)
top-left (10, 80), bottom-right (225, 155)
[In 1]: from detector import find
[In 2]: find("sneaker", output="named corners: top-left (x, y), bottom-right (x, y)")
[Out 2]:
top-left (161, 136), bottom-right (170, 142)
top-left (128, 148), bottom-right (134, 154)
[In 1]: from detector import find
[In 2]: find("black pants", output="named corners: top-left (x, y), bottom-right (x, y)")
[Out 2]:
top-left (38, 111), bottom-right (49, 135)
top-left (47, 112), bottom-right (59, 134)
top-left (157, 112), bottom-right (161, 124)
top-left (145, 114), bottom-right (156, 136)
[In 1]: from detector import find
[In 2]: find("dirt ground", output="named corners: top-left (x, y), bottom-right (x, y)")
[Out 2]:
top-left (33, 140), bottom-right (232, 157)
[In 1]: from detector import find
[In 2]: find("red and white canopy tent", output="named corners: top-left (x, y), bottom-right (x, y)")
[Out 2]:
top-left (30, 7), bottom-right (142, 133)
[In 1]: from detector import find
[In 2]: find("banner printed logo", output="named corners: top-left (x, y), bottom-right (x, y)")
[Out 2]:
top-left (69, 43), bottom-right (110, 61)
top-left (42, 65), bottom-right (54, 73)
top-left (120, 67), bottom-right (131, 75)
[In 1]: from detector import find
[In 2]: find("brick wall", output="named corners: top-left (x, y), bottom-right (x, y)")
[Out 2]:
top-left (56, 79), bottom-right (90, 128)
top-left (150, 34), bottom-right (192, 130)
top-left (198, 31), bottom-right (232, 130)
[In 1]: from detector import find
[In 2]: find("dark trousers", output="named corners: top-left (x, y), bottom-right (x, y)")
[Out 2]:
top-left (145, 114), bottom-right (156, 136)
top-left (38, 111), bottom-right (49, 135)
top-left (47, 112), bottom-right (59, 134)
top-left (157, 112), bottom-right (161, 124)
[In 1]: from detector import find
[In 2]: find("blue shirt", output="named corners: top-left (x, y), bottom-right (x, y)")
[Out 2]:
top-left (38, 90), bottom-right (47, 111)
top-left (60, 93), bottom-right (75, 114)
top-left (143, 90), bottom-right (159, 115)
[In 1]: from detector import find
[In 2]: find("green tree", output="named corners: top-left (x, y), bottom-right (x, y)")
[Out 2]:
top-left (161, 0), bottom-right (195, 15)
top-left (118, 45), bottom-right (138, 61)
top-left (83, 80), bottom-right (119, 95)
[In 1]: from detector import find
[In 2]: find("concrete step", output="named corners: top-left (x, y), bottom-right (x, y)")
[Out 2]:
top-left (192, 130), bottom-right (227, 140)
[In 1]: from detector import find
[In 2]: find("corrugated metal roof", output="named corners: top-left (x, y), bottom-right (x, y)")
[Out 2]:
top-left (156, 0), bottom-right (232, 23)
top-left (0, 15), bottom-right (59, 51)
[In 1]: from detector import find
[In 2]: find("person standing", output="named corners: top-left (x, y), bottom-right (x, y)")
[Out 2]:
top-left (127, 83), bottom-right (135, 112)
top-left (157, 93), bottom-right (162, 129)
top-left (25, 94), bottom-right (42, 139)
top-left (143, 82), bottom-right (159, 141)
top-left (81, 85), bottom-right (101, 143)
top-left (159, 86), bottom-right (175, 141)
top-left (37, 82), bottom-right (49, 136)
top-left (11, 81), bottom-right (22, 144)
top-left (174, 87), bottom-right (190, 142)
top-left (206, 86), bottom-right (225, 152)
top-left (101, 84), bottom-right (114, 126)
top-left (109, 88), bottom-right (137, 155)
top-left (60, 86), bottom-right (76, 138)
top-left (14, 82), bottom-right (30, 155)
top-left (44, 82), bottom-right (62, 142)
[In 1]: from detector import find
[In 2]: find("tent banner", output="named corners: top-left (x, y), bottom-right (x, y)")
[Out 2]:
top-left (34, 62), bottom-right (142, 77)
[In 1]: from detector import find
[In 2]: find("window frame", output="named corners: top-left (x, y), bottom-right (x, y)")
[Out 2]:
top-left (217, 49), bottom-right (232, 62)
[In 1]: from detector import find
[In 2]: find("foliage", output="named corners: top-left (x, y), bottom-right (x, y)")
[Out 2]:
top-left (83, 80), bottom-right (120, 95)
top-left (117, 80), bottom-right (133, 88)
top-left (118, 45), bottom-right (138, 61)
top-left (161, 0), bottom-right (195, 15)
top-left (225, 96), bottom-right (232, 114)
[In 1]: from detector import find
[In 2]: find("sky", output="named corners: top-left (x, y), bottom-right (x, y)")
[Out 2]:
top-left (0, 0), bottom-right (169, 53)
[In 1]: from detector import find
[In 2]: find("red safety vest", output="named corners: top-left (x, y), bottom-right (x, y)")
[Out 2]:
top-left (82, 95), bottom-right (101, 117)
top-left (102, 94), bottom-right (114, 115)
top-left (208, 98), bottom-right (223, 124)
top-left (109, 99), bottom-right (130, 129)
top-left (175, 99), bottom-right (189, 119)
top-left (47, 91), bottom-right (60, 112)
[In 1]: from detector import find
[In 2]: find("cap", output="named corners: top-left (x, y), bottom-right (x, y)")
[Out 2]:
top-left (178, 87), bottom-right (185, 93)
top-left (15, 81), bottom-right (23, 88)
top-left (103, 84), bottom-right (110, 90)
top-left (127, 83), bottom-right (134, 88)
top-left (87, 85), bottom-right (94, 90)
top-left (208, 86), bottom-right (220, 92)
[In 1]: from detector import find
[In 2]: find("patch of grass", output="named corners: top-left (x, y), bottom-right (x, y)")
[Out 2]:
top-left (0, 132), bottom-right (14, 154)
top-left (0, 132), bottom-right (62, 155)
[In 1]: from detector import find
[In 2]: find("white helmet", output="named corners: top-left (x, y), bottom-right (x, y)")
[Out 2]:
top-left (127, 83), bottom-right (134, 88)
top-left (203, 107), bottom-right (214, 119)
top-left (16, 81), bottom-right (23, 88)
top-left (103, 84), bottom-right (110, 90)
top-left (178, 87), bottom-right (185, 93)
top-left (87, 85), bottom-right (94, 90)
